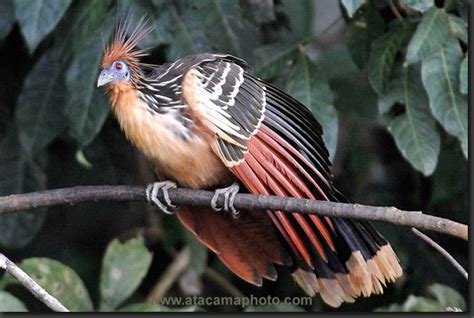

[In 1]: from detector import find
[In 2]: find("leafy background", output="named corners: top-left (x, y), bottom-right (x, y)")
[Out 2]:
top-left (0, 0), bottom-right (468, 312)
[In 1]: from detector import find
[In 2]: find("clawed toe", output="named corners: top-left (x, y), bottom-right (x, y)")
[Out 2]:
top-left (146, 181), bottom-right (178, 215)
top-left (211, 182), bottom-right (240, 218)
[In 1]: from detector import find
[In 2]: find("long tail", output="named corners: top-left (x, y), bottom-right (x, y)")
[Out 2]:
top-left (228, 127), bottom-right (402, 307)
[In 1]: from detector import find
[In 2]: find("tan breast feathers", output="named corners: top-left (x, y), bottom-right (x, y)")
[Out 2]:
top-left (108, 82), bottom-right (232, 188)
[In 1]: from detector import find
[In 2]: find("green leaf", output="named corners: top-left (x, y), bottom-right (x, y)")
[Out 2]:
top-left (240, 0), bottom-right (275, 25)
top-left (129, 0), bottom-right (167, 48)
top-left (405, 7), bottom-right (450, 64)
top-left (316, 44), bottom-right (359, 80)
top-left (0, 130), bottom-right (47, 249)
top-left (448, 14), bottom-right (467, 44)
top-left (0, 291), bottom-right (28, 312)
top-left (163, 0), bottom-right (258, 61)
top-left (14, 48), bottom-right (66, 156)
top-left (346, 23), bottom-right (368, 69)
top-left (380, 65), bottom-right (440, 175)
top-left (341, 0), bottom-right (365, 18)
top-left (15, 0), bottom-right (116, 154)
top-left (368, 22), bottom-right (415, 95)
top-left (459, 55), bottom-right (467, 95)
top-left (5, 258), bottom-right (93, 311)
top-left (421, 36), bottom-right (467, 158)
top-left (161, 0), bottom-right (258, 60)
top-left (326, 56), bottom-right (379, 124)
top-left (206, 0), bottom-right (245, 56)
top-left (402, 295), bottom-right (444, 311)
top-left (254, 42), bottom-right (299, 80)
top-left (100, 236), bottom-right (153, 311)
top-left (285, 50), bottom-right (338, 160)
top-left (428, 283), bottom-right (466, 311)
top-left (345, 5), bottom-right (385, 69)
top-left (280, 0), bottom-right (313, 40)
top-left (163, 4), bottom-right (203, 60)
top-left (0, 0), bottom-right (14, 41)
top-left (14, 0), bottom-right (72, 52)
top-left (120, 303), bottom-right (170, 312)
top-left (402, 0), bottom-right (434, 12)
top-left (63, 0), bottom-right (114, 147)
top-left (206, 0), bottom-right (259, 59)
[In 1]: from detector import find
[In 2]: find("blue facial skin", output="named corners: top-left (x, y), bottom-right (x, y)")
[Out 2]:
top-left (97, 61), bottom-right (130, 87)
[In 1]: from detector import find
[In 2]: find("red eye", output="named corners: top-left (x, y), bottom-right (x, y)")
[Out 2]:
top-left (115, 63), bottom-right (123, 70)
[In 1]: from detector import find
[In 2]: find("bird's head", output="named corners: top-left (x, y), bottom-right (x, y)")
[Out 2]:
top-left (97, 14), bottom-right (152, 88)
top-left (97, 60), bottom-right (130, 87)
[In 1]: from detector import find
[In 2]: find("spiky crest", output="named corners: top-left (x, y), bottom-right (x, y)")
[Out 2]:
top-left (101, 12), bottom-right (153, 84)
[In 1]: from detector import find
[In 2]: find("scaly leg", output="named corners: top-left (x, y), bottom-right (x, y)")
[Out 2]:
top-left (211, 182), bottom-right (240, 219)
top-left (146, 181), bottom-right (178, 215)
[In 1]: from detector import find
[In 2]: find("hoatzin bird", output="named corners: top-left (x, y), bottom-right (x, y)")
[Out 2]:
top-left (97, 16), bottom-right (402, 307)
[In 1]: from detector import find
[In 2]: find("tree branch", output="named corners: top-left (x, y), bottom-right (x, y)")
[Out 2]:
top-left (0, 253), bottom-right (69, 312)
top-left (0, 185), bottom-right (468, 240)
top-left (411, 228), bottom-right (468, 280)
top-left (389, 0), bottom-right (403, 20)
top-left (145, 246), bottom-right (191, 303)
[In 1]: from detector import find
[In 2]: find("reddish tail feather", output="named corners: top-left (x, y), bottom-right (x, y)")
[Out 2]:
top-left (175, 125), bottom-right (402, 307)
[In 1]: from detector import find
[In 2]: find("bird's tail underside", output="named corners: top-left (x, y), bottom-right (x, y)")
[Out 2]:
top-left (176, 125), bottom-right (401, 308)
top-left (177, 207), bottom-right (402, 308)
top-left (176, 206), bottom-right (293, 286)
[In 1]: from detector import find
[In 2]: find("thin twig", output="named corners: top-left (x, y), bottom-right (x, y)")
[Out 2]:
top-left (0, 186), bottom-right (467, 240)
top-left (0, 253), bottom-right (69, 312)
top-left (145, 246), bottom-right (191, 303)
top-left (204, 267), bottom-right (246, 299)
top-left (411, 228), bottom-right (468, 280)
top-left (389, 0), bottom-right (403, 20)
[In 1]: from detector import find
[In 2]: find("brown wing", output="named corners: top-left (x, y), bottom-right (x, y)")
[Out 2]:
top-left (182, 56), bottom-right (265, 167)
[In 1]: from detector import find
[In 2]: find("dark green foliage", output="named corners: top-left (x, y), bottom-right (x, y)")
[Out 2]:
top-left (368, 21), bottom-right (415, 95)
top-left (14, 0), bottom-right (73, 52)
top-left (0, 1), bottom-right (15, 42)
top-left (284, 50), bottom-right (338, 160)
top-left (0, 0), bottom-right (467, 313)
top-left (379, 64), bottom-right (440, 175)
top-left (0, 130), bottom-right (46, 248)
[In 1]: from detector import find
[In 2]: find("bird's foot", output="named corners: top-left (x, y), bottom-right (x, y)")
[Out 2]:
top-left (211, 182), bottom-right (240, 219)
top-left (146, 181), bottom-right (178, 215)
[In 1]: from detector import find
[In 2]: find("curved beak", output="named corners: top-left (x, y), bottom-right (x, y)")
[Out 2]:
top-left (97, 68), bottom-right (115, 87)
